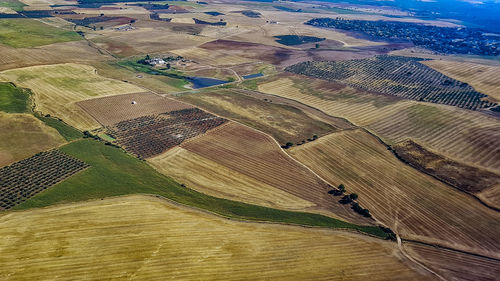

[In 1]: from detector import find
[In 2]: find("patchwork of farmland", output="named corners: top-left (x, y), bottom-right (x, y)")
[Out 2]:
top-left (0, 63), bottom-right (144, 130)
top-left (149, 147), bottom-right (316, 211)
top-left (0, 150), bottom-right (87, 210)
top-left (257, 74), bottom-right (500, 172)
top-left (109, 108), bottom-right (227, 159)
top-left (0, 195), bottom-right (431, 280)
top-left (77, 92), bottom-right (193, 126)
top-left (180, 122), bottom-right (372, 224)
top-left (289, 129), bottom-right (500, 259)
top-left (285, 56), bottom-right (496, 110)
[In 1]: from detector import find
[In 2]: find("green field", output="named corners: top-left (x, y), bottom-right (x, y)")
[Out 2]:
top-left (0, 19), bottom-right (81, 48)
top-left (0, 0), bottom-right (26, 11)
top-left (14, 139), bottom-right (389, 239)
top-left (0, 82), bottom-right (30, 113)
top-left (34, 113), bottom-right (83, 141)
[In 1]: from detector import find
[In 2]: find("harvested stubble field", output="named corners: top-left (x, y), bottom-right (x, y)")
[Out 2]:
top-left (0, 112), bottom-right (65, 167)
top-left (177, 89), bottom-right (336, 144)
top-left (289, 129), bottom-right (500, 259)
top-left (257, 74), bottom-right (500, 172)
top-left (0, 150), bottom-right (87, 210)
top-left (180, 122), bottom-right (371, 224)
top-left (403, 243), bottom-right (500, 281)
top-left (109, 108), bottom-right (227, 159)
top-left (171, 46), bottom-right (255, 66)
top-left (0, 41), bottom-right (112, 71)
top-left (77, 92), bottom-right (193, 126)
top-left (0, 195), bottom-right (431, 281)
top-left (0, 63), bottom-right (144, 130)
top-left (286, 56), bottom-right (496, 110)
top-left (423, 59), bottom-right (500, 102)
top-left (149, 147), bottom-right (315, 211)
top-left (392, 139), bottom-right (500, 207)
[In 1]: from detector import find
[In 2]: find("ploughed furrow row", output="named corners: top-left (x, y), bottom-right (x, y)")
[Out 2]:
top-left (0, 195), bottom-right (431, 280)
top-left (289, 129), bottom-right (500, 259)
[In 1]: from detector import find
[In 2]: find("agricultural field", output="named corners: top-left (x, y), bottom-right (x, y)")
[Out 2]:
top-left (0, 63), bottom-right (144, 130)
top-left (289, 129), bottom-right (500, 259)
top-left (423, 59), bottom-right (500, 102)
top-left (0, 195), bottom-right (430, 280)
top-left (77, 92), bottom-right (193, 126)
top-left (0, 150), bottom-right (87, 210)
top-left (149, 146), bottom-right (315, 211)
top-left (0, 18), bottom-right (81, 48)
top-left (392, 139), bottom-right (500, 207)
top-left (180, 121), bottom-right (371, 224)
top-left (286, 56), bottom-right (496, 110)
top-left (109, 108), bottom-right (227, 159)
top-left (177, 89), bottom-right (336, 144)
top-left (0, 82), bottom-right (30, 113)
top-left (0, 112), bottom-right (65, 167)
top-left (256, 74), bottom-right (500, 172)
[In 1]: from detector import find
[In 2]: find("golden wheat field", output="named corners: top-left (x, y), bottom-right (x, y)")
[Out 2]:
top-left (149, 147), bottom-right (315, 211)
top-left (171, 47), bottom-right (255, 66)
top-left (257, 75), bottom-right (500, 172)
top-left (289, 129), bottom-right (500, 259)
top-left (0, 63), bottom-right (144, 130)
top-left (0, 113), bottom-right (65, 167)
top-left (180, 122), bottom-right (370, 224)
top-left (0, 195), bottom-right (432, 281)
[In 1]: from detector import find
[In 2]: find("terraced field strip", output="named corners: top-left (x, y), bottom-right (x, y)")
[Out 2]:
top-left (257, 74), bottom-right (500, 172)
top-left (149, 147), bottom-right (316, 211)
top-left (0, 63), bottom-right (145, 130)
top-left (0, 195), bottom-right (432, 280)
top-left (403, 242), bottom-right (500, 281)
top-left (289, 129), bottom-right (500, 259)
top-left (77, 92), bottom-right (194, 126)
top-left (0, 112), bottom-right (65, 167)
top-left (180, 121), bottom-right (371, 224)
top-left (423, 60), bottom-right (500, 101)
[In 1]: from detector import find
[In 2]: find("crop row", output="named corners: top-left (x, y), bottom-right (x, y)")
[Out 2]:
top-left (286, 56), bottom-right (497, 110)
top-left (109, 108), bottom-right (227, 159)
top-left (0, 150), bottom-right (88, 210)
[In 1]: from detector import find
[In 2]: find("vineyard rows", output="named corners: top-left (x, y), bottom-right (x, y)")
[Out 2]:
top-left (286, 56), bottom-right (496, 110)
top-left (109, 108), bottom-right (227, 159)
top-left (0, 150), bottom-right (88, 210)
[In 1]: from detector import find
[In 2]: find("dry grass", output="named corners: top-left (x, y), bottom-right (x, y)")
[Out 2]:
top-left (77, 92), bottom-right (193, 126)
top-left (171, 46), bottom-right (255, 66)
top-left (289, 129), bottom-right (500, 259)
top-left (0, 63), bottom-right (144, 130)
top-left (149, 147), bottom-right (315, 210)
top-left (180, 122), bottom-right (372, 224)
top-left (257, 74), bottom-right (500, 172)
top-left (0, 112), bottom-right (65, 167)
top-left (423, 59), bottom-right (500, 102)
top-left (0, 195), bottom-right (431, 281)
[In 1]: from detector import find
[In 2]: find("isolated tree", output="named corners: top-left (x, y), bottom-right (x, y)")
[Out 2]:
top-left (338, 184), bottom-right (345, 192)
top-left (349, 193), bottom-right (358, 200)
top-left (315, 43), bottom-right (320, 48)
top-left (286, 142), bottom-right (294, 147)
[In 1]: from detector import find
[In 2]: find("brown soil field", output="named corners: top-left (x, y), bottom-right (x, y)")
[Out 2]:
top-left (77, 92), bottom-right (193, 126)
top-left (180, 122), bottom-right (372, 224)
top-left (0, 41), bottom-right (112, 71)
top-left (149, 147), bottom-right (316, 211)
top-left (403, 243), bottom-right (500, 281)
top-left (177, 89), bottom-right (337, 144)
top-left (392, 139), bottom-right (500, 205)
top-left (0, 113), bottom-right (65, 167)
top-left (0, 63), bottom-right (144, 130)
top-left (478, 185), bottom-right (500, 209)
top-left (0, 195), bottom-right (432, 280)
top-left (423, 59), bottom-right (500, 102)
top-left (289, 129), bottom-right (500, 259)
top-left (256, 74), bottom-right (500, 172)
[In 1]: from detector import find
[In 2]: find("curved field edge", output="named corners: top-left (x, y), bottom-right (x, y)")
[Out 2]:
top-left (0, 195), bottom-right (430, 281)
top-left (11, 139), bottom-right (390, 239)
